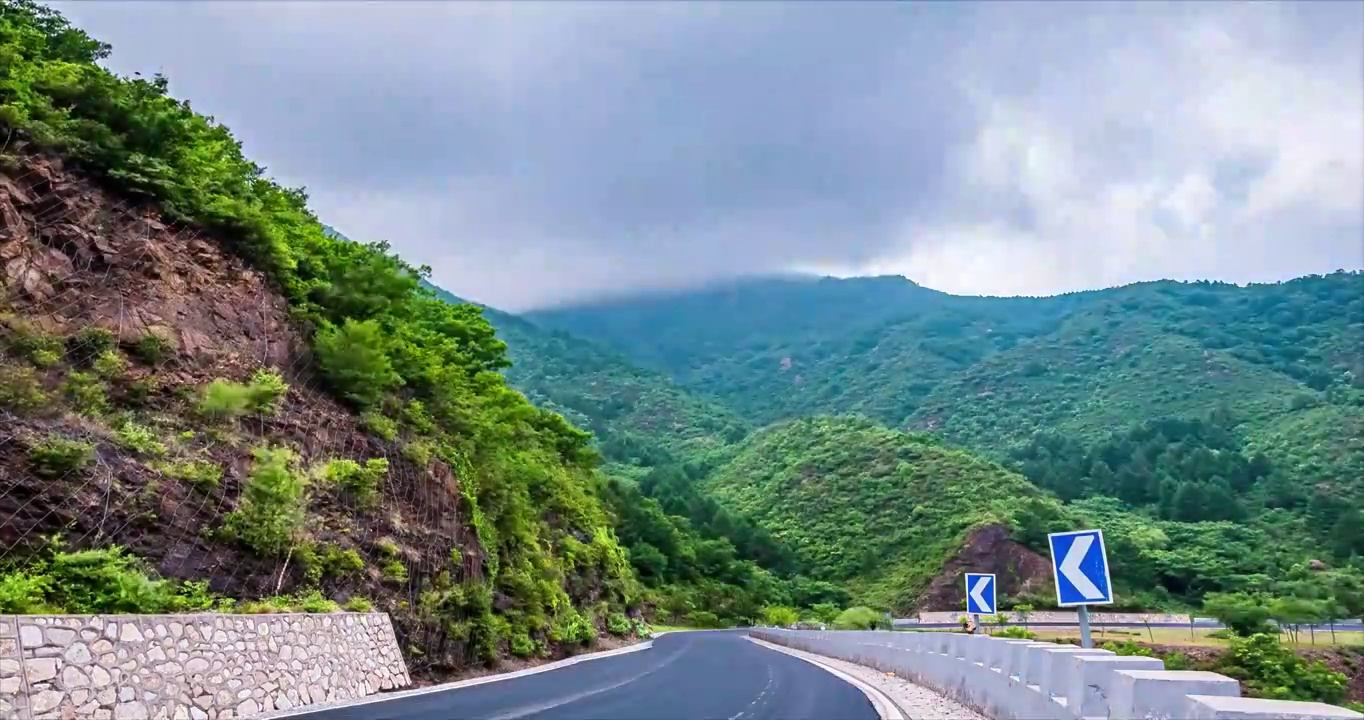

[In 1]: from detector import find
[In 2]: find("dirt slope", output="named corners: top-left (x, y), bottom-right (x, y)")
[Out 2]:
top-left (1, 153), bottom-right (481, 673)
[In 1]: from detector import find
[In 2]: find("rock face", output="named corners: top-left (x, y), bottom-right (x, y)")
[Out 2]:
top-left (0, 612), bottom-right (410, 720)
top-left (0, 152), bottom-right (482, 675)
top-left (917, 524), bottom-right (1053, 613)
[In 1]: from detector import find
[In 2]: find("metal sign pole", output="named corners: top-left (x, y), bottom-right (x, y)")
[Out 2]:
top-left (971, 613), bottom-right (980, 635)
top-left (1078, 605), bottom-right (1093, 648)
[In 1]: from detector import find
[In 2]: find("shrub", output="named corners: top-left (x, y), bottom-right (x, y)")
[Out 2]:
top-left (152, 459), bottom-right (222, 490)
top-left (318, 457), bottom-right (388, 507)
top-left (833, 606), bottom-right (883, 630)
top-left (28, 436), bottom-right (95, 478)
top-left (549, 608), bottom-right (596, 644)
top-left (6, 546), bottom-right (216, 615)
top-left (0, 572), bottom-right (54, 614)
top-left (196, 372), bottom-right (287, 420)
top-left (360, 411), bottom-right (398, 441)
top-left (342, 596), bottom-right (374, 612)
top-left (298, 543), bottom-right (365, 583)
top-left (128, 332), bottom-right (172, 365)
top-left (223, 445), bottom-right (308, 556)
top-left (402, 439), bottom-right (434, 466)
top-left (381, 559), bottom-right (408, 583)
top-left (313, 319), bottom-right (401, 408)
top-left (1216, 633), bottom-right (1347, 704)
top-left (762, 605), bottom-right (800, 627)
top-left (0, 365), bottom-right (48, 413)
top-left (113, 421), bottom-right (166, 456)
top-left (6, 327), bottom-right (64, 368)
top-left (197, 379), bottom-right (252, 421)
top-left (510, 632), bottom-right (537, 658)
top-left (606, 612), bottom-right (631, 636)
top-left (66, 328), bottom-right (117, 367)
top-left (402, 399), bottom-right (436, 435)
top-left (91, 350), bottom-right (127, 379)
top-left (63, 371), bottom-right (108, 415)
top-left (246, 368), bottom-right (288, 414)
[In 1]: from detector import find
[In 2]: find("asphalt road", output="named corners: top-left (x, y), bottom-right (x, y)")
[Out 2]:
top-left (290, 630), bottom-right (880, 720)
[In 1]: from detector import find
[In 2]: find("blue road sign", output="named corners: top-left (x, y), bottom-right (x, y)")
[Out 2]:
top-left (1047, 529), bottom-right (1114, 607)
top-left (964, 572), bottom-right (996, 615)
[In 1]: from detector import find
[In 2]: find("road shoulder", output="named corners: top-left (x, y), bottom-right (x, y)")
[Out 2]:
top-left (746, 636), bottom-right (986, 720)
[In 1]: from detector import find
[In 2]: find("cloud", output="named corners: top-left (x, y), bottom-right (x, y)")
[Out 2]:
top-left (52, 1), bottom-right (1364, 309)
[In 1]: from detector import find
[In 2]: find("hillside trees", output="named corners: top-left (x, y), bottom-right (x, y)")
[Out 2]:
top-left (0, 0), bottom-right (649, 663)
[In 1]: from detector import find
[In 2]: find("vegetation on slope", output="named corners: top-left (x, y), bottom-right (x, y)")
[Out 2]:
top-left (0, 0), bottom-right (643, 671)
top-left (523, 271), bottom-right (1364, 612)
top-left (529, 274), bottom-right (1362, 489)
top-left (416, 284), bottom-right (818, 625)
top-left (908, 275), bottom-right (1363, 459)
top-left (424, 283), bottom-right (749, 473)
top-left (701, 416), bottom-right (1055, 611)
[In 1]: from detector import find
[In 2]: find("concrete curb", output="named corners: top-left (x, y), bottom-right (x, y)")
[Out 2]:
top-left (747, 636), bottom-right (908, 720)
top-left (260, 637), bottom-right (654, 719)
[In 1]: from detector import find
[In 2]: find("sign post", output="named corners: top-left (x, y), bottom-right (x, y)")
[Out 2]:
top-left (964, 572), bottom-right (996, 635)
top-left (1046, 529), bottom-right (1114, 648)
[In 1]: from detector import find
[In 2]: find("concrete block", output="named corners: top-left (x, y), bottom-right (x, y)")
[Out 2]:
top-left (1063, 654), bottom-right (1165, 719)
top-left (1109, 670), bottom-right (1241, 720)
top-left (1005, 642), bottom-right (1055, 682)
top-left (1185, 695), bottom-right (1364, 720)
top-left (1037, 646), bottom-right (1113, 697)
top-left (996, 639), bottom-right (1041, 676)
top-left (944, 633), bottom-right (968, 659)
top-left (964, 634), bottom-right (997, 664)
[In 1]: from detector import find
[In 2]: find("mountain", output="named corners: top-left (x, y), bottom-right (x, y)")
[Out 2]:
top-left (526, 275), bottom-right (1101, 427)
top-left (0, 1), bottom-right (668, 679)
top-left (514, 272), bottom-right (1364, 614)
top-left (421, 283), bottom-right (749, 478)
top-left (701, 417), bottom-right (1056, 611)
top-left (527, 273), bottom-right (1364, 494)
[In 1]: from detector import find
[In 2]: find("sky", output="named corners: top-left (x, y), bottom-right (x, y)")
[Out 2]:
top-left (54, 0), bottom-right (1364, 311)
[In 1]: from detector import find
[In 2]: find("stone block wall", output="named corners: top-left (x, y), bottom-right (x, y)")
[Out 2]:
top-left (750, 628), bottom-right (1363, 720)
top-left (0, 612), bottom-right (410, 720)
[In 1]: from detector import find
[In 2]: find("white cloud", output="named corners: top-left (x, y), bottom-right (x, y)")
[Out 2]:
top-left (826, 2), bottom-right (1364, 297)
top-left (52, 1), bottom-right (1363, 308)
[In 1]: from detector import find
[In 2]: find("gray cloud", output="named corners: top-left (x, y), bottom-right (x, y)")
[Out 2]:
top-left (53, 1), bottom-right (1364, 310)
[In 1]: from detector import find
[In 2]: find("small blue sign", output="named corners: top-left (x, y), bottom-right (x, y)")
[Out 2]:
top-left (1047, 529), bottom-right (1114, 607)
top-left (964, 572), bottom-right (996, 615)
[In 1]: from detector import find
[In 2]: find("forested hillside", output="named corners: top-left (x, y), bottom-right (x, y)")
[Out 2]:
top-left (520, 271), bottom-right (1364, 617)
top-left (0, 0), bottom-right (668, 678)
top-left (529, 273), bottom-right (1363, 499)
top-left (5, 2), bottom-right (1358, 681)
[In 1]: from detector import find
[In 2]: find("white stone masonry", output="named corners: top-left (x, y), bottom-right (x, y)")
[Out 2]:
top-left (0, 612), bottom-right (410, 720)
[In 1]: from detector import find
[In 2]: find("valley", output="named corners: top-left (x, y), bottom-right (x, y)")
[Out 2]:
top-left (0, 3), bottom-right (1362, 713)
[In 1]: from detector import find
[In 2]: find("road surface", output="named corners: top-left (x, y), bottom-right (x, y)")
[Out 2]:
top-left (290, 630), bottom-right (881, 720)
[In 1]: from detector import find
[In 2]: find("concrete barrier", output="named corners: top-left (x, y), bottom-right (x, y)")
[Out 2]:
top-left (917, 611), bottom-right (1193, 625)
top-left (749, 628), bottom-right (1363, 720)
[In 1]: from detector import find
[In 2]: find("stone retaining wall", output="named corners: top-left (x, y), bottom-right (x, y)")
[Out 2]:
top-left (0, 612), bottom-right (410, 720)
top-left (751, 628), bottom-right (1362, 720)
top-left (917, 611), bottom-right (1193, 625)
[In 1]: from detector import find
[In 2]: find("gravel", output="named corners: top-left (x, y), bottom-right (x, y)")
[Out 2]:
top-left (751, 639), bottom-right (989, 720)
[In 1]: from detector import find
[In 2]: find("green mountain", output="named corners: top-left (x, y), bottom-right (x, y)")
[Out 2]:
top-left (510, 272), bottom-right (1364, 615)
top-left (527, 273), bottom-right (1363, 492)
top-left (420, 283), bottom-right (749, 478)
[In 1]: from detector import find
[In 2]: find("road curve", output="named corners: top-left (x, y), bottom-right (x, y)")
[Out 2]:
top-left (289, 630), bottom-right (880, 720)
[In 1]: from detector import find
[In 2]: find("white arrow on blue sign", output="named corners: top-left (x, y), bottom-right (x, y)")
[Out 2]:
top-left (964, 572), bottom-right (996, 615)
top-left (1047, 529), bottom-right (1114, 607)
